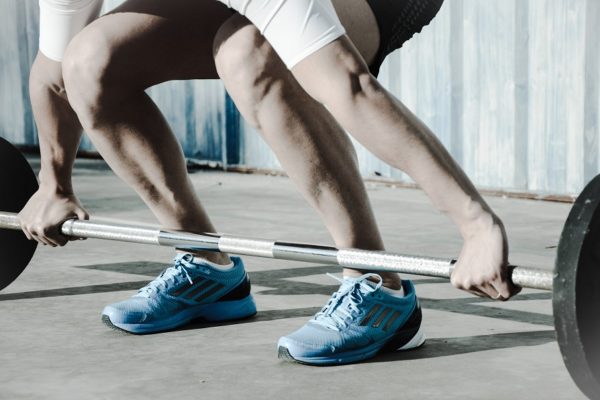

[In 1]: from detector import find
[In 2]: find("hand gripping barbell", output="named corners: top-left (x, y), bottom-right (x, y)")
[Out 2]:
top-left (0, 137), bottom-right (598, 398)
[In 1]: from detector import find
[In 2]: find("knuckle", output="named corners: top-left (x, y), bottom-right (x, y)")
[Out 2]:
top-left (471, 278), bottom-right (485, 287)
top-left (462, 281), bottom-right (472, 290)
top-left (452, 277), bottom-right (470, 290)
top-left (488, 272), bottom-right (500, 282)
top-left (450, 275), bottom-right (461, 288)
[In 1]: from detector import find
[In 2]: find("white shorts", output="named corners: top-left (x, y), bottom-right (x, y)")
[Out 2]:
top-left (39, 0), bottom-right (104, 62)
top-left (218, 0), bottom-right (346, 69)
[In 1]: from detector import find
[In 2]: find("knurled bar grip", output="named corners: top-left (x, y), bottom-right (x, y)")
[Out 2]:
top-left (0, 212), bottom-right (552, 290)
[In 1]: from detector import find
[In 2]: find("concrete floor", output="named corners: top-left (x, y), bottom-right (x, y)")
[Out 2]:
top-left (0, 160), bottom-right (586, 399)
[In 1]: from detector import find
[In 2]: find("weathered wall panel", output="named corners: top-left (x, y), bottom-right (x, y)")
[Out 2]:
top-left (527, 0), bottom-right (586, 193)
top-left (0, 0), bottom-right (598, 196)
top-left (0, 0), bottom-right (24, 143)
top-left (584, 0), bottom-right (600, 184)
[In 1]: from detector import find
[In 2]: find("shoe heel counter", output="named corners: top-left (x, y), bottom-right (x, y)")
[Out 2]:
top-left (218, 274), bottom-right (252, 301)
top-left (402, 302), bottom-right (422, 332)
top-left (381, 303), bottom-right (423, 352)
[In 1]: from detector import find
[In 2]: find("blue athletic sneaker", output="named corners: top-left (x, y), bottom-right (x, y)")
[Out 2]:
top-left (101, 253), bottom-right (257, 334)
top-left (277, 273), bottom-right (425, 365)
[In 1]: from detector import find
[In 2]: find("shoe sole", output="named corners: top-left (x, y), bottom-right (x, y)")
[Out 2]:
top-left (277, 326), bottom-right (426, 366)
top-left (102, 295), bottom-right (257, 334)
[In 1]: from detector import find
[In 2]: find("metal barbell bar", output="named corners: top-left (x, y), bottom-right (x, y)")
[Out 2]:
top-left (0, 211), bottom-right (553, 290)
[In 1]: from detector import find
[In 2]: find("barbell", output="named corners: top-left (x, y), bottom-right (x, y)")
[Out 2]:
top-left (0, 136), bottom-right (598, 398)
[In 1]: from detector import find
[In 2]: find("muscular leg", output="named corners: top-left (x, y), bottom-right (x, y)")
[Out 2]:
top-left (63, 0), bottom-right (399, 286)
top-left (211, 0), bottom-right (516, 298)
top-left (288, 26), bottom-right (517, 298)
top-left (213, 5), bottom-right (404, 287)
top-left (62, 0), bottom-right (234, 264)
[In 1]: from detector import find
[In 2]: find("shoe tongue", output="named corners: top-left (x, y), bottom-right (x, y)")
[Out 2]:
top-left (174, 252), bottom-right (194, 263)
top-left (362, 279), bottom-right (378, 289)
top-left (343, 275), bottom-right (379, 293)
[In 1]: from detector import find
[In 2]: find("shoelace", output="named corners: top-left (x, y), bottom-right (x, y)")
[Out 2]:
top-left (313, 273), bottom-right (383, 331)
top-left (137, 254), bottom-right (210, 297)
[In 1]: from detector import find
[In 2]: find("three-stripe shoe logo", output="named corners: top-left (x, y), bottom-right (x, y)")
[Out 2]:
top-left (359, 304), bottom-right (402, 331)
top-left (170, 278), bottom-right (225, 303)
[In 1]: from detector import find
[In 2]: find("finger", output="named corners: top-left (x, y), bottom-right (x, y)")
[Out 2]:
top-left (491, 266), bottom-right (522, 300)
top-left (463, 284), bottom-right (492, 298)
top-left (44, 237), bottom-right (62, 247)
top-left (41, 226), bottom-right (68, 247)
top-left (478, 282), bottom-right (504, 300)
top-left (490, 279), bottom-right (514, 300)
top-left (40, 234), bottom-right (59, 247)
top-left (33, 235), bottom-right (53, 246)
top-left (21, 227), bottom-right (33, 241)
top-left (19, 218), bottom-right (33, 241)
top-left (30, 230), bottom-right (55, 247)
top-left (467, 289), bottom-right (487, 298)
top-left (75, 208), bottom-right (89, 221)
top-left (451, 276), bottom-right (487, 298)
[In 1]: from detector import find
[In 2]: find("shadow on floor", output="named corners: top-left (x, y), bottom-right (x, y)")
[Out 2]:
top-left (366, 330), bottom-right (556, 363)
top-left (1, 261), bottom-right (553, 330)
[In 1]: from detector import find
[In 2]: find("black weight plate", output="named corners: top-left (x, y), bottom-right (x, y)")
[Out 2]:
top-left (554, 174), bottom-right (600, 399)
top-left (0, 137), bottom-right (38, 291)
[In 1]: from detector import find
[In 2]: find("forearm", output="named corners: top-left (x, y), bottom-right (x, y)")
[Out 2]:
top-left (345, 89), bottom-right (498, 237)
top-left (294, 62), bottom-right (496, 237)
top-left (29, 52), bottom-right (83, 193)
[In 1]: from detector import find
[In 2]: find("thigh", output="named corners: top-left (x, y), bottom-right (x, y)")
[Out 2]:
top-left (331, 0), bottom-right (380, 67)
top-left (219, 0), bottom-right (346, 69)
top-left (79, 0), bottom-right (235, 88)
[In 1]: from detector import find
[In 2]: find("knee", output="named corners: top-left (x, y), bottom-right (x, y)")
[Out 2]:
top-left (213, 16), bottom-right (285, 128)
top-left (29, 52), bottom-right (68, 103)
top-left (350, 71), bottom-right (383, 102)
top-left (318, 57), bottom-right (383, 111)
top-left (286, 37), bottom-right (384, 111)
top-left (62, 25), bottom-right (115, 129)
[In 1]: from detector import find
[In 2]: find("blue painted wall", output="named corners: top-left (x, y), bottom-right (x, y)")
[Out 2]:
top-left (1, 0), bottom-right (599, 195)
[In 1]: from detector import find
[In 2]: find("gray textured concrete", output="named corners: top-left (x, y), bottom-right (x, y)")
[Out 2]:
top-left (0, 160), bottom-right (585, 399)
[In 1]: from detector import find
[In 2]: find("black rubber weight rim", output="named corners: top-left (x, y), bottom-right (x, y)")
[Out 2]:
top-left (554, 174), bottom-right (600, 399)
top-left (0, 137), bottom-right (38, 291)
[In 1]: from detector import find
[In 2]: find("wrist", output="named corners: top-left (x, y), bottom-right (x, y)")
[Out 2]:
top-left (456, 201), bottom-right (502, 239)
top-left (38, 172), bottom-right (74, 195)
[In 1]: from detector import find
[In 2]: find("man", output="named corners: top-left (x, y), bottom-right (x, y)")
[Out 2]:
top-left (20, 0), bottom-right (517, 365)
